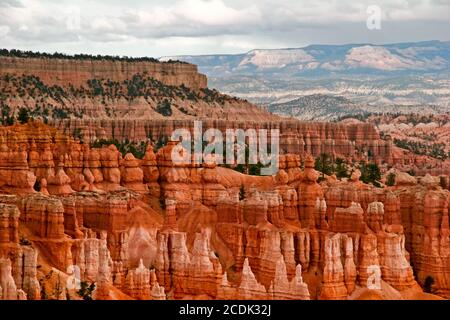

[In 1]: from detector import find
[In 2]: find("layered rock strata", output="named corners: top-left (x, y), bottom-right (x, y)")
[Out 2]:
top-left (0, 123), bottom-right (447, 300)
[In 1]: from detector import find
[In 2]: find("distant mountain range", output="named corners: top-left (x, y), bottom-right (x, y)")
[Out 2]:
top-left (161, 41), bottom-right (450, 108)
top-left (162, 40), bottom-right (450, 76)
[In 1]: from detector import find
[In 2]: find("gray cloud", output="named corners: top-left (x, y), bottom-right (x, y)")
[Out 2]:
top-left (0, 0), bottom-right (23, 7)
top-left (0, 0), bottom-right (448, 57)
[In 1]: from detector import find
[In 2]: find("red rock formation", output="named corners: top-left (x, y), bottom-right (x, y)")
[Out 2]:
top-left (0, 56), bottom-right (207, 90)
top-left (366, 202), bottom-right (384, 233)
top-left (0, 140), bottom-right (36, 195)
top-left (0, 204), bottom-right (20, 244)
top-left (123, 261), bottom-right (167, 300)
top-left (218, 258), bottom-right (268, 300)
top-left (155, 230), bottom-right (190, 296)
top-left (155, 229), bottom-right (223, 299)
top-left (269, 257), bottom-right (310, 300)
top-left (0, 122), bottom-right (446, 300)
top-left (142, 146), bottom-right (160, 197)
top-left (329, 202), bottom-right (366, 233)
top-left (15, 246), bottom-right (41, 300)
top-left (98, 145), bottom-right (122, 192)
top-left (343, 235), bottom-right (357, 294)
top-left (150, 270), bottom-right (166, 300)
top-left (0, 258), bottom-right (23, 300)
top-left (120, 153), bottom-right (146, 193)
top-left (185, 230), bottom-right (223, 298)
top-left (124, 259), bottom-right (151, 300)
top-left (71, 230), bottom-right (112, 285)
top-left (298, 155), bottom-right (324, 228)
top-left (319, 233), bottom-right (348, 300)
top-left (397, 184), bottom-right (450, 298)
top-left (50, 119), bottom-right (391, 162)
top-left (377, 232), bottom-right (416, 291)
top-left (47, 163), bottom-right (75, 195)
top-left (18, 194), bottom-right (65, 239)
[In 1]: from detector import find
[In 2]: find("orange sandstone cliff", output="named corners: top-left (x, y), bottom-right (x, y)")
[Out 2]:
top-left (0, 122), bottom-right (447, 300)
top-left (0, 55), bottom-right (207, 90)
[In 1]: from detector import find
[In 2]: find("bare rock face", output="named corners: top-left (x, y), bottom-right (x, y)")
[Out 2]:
top-left (120, 153), bottom-right (145, 193)
top-left (155, 230), bottom-right (189, 297)
top-left (0, 258), bottom-right (21, 300)
top-left (0, 139), bottom-right (36, 195)
top-left (329, 202), bottom-right (366, 233)
top-left (367, 202), bottom-right (384, 233)
top-left (343, 236), bottom-right (357, 293)
top-left (150, 270), bottom-right (166, 300)
top-left (397, 184), bottom-right (450, 298)
top-left (269, 257), bottom-right (310, 300)
top-left (357, 233), bottom-right (381, 289)
top-left (298, 155), bottom-right (324, 228)
top-left (14, 246), bottom-right (41, 300)
top-left (50, 119), bottom-right (392, 164)
top-left (0, 244), bottom-right (41, 301)
top-left (237, 259), bottom-right (269, 300)
top-left (319, 234), bottom-right (348, 300)
top-left (71, 231), bottom-right (112, 284)
top-left (275, 170), bottom-right (299, 223)
top-left (395, 171), bottom-right (418, 186)
top-left (155, 228), bottom-right (222, 299)
top-left (383, 193), bottom-right (402, 227)
top-left (0, 56), bottom-right (207, 90)
top-left (125, 259), bottom-right (151, 300)
top-left (0, 122), bottom-right (448, 300)
top-left (185, 230), bottom-right (223, 297)
top-left (0, 204), bottom-right (20, 244)
top-left (215, 196), bottom-right (246, 272)
top-left (377, 232), bottom-right (416, 291)
top-left (218, 259), bottom-right (268, 300)
top-left (98, 145), bottom-right (122, 192)
top-left (18, 194), bottom-right (65, 239)
top-left (142, 146), bottom-right (160, 197)
top-left (245, 226), bottom-right (282, 289)
top-left (47, 163), bottom-right (75, 195)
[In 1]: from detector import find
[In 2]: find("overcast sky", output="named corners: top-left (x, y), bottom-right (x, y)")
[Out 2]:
top-left (0, 0), bottom-right (449, 57)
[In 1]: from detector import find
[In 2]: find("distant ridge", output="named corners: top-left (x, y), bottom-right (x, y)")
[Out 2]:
top-left (160, 40), bottom-right (450, 108)
top-left (160, 40), bottom-right (450, 76)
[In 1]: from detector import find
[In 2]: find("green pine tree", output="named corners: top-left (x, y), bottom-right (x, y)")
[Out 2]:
top-left (17, 107), bottom-right (30, 124)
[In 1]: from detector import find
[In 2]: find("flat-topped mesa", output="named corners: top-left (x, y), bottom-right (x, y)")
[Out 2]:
top-left (0, 55), bottom-right (207, 90)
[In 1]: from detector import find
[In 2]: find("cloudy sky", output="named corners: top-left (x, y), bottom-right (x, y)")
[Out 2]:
top-left (0, 0), bottom-right (449, 57)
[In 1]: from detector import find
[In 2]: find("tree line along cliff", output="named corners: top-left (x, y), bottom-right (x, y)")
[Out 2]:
top-left (0, 50), bottom-right (207, 90)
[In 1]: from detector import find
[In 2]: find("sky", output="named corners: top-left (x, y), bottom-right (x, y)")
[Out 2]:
top-left (0, 0), bottom-right (449, 57)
